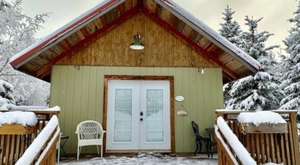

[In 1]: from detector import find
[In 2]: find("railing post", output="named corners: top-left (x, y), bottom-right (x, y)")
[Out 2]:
top-left (289, 112), bottom-right (300, 164)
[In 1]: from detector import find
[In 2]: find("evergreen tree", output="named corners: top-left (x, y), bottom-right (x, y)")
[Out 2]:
top-left (219, 6), bottom-right (242, 46)
top-left (0, 79), bottom-right (15, 106)
top-left (240, 16), bottom-right (278, 69)
top-left (226, 72), bottom-right (281, 110)
top-left (219, 6), bottom-right (241, 104)
top-left (280, 1), bottom-right (300, 110)
top-left (222, 16), bottom-right (281, 110)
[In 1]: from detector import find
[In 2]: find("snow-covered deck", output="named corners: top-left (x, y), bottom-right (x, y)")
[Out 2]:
top-left (0, 107), bottom-right (60, 164)
top-left (215, 109), bottom-right (300, 165)
top-left (58, 153), bottom-right (218, 165)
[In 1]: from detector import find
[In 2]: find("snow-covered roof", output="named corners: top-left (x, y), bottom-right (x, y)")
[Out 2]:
top-left (10, 0), bottom-right (260, 82)
top-left (10, 0), bottom-right (123, 65)
top-left (158, 0), bottom-right (260, 72)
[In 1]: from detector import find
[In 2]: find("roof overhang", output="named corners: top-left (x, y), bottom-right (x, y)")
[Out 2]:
top-left (10, 0), bottom-right (260, 82)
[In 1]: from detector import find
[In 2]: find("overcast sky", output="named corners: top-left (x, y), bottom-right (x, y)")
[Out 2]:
top-left (21, 0), bottom-right (297, 51)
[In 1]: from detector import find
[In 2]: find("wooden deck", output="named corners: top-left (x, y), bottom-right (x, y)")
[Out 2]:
top-left (215, 110), bottom-right (300, 165)
top-left (0, 109), bottom-right (59, 165)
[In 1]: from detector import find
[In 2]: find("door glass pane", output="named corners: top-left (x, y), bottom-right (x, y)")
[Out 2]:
top-left (114, 89), bottom-right (132, 142)
top-left (155, 132), bottom-right (164, 142)
top-left (145, 89), bottom-right (164, 142)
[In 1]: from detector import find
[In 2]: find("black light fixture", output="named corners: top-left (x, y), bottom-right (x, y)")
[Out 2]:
top-left (129, 33), bottom-right (144, 50)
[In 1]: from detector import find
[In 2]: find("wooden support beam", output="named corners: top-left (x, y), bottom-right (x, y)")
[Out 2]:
top-left (39, 55), bottom-right (54, 64)
top-left (118, 3), bottom-right (126, 15)
top-left (35, 7), bottom-right (139, 79)
top-left (137, 0), bottom-right (144, 8)
top-left (59, 40), bottom-right (72, 50)
top-left (155, 3), bottom-right (163, 16)
top-left (142, 7), bottom-right (238, 80)
top-left (80, 27), bottom-right (90, 38)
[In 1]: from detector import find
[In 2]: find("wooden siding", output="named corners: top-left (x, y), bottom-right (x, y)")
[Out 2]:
top-left (57, 13), bottom-right (216, 68)
top-left (50, 65), bottom-right (223, 153)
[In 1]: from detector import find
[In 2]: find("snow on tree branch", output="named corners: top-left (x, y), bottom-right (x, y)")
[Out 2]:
top-left (0, 0), bottom-right (49, 106)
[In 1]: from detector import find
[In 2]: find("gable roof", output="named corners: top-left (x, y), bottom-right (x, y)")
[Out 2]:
top-left (10, 0), bottom-right (260, 82)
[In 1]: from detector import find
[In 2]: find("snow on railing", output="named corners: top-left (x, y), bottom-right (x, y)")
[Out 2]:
top-left (0, 111), bottom-right (38, 126)
top-left (216, 116), bottom-right (256, 165)
top-left (0, 104), bottom-right (61, 112)
top-left (16, 115), bottom-right (60, 165)
top-left (237, 111), bottom-right (286, 126)
top-left (215, 110), bottom-right (300, 165)
top-left (214, 125), bottom-right (239, 165)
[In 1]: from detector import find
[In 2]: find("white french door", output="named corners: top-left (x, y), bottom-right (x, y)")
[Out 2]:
top-left (106, 80), bottom-right (170, 151)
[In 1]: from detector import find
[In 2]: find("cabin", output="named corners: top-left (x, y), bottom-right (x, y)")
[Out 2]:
top-left (10, 0), bottom-right (260, 154)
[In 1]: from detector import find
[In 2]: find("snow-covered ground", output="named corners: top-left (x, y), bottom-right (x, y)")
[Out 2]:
top-left (59, 153), bottom-right (218, 165)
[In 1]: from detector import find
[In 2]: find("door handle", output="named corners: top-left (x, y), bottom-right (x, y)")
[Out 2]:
top-left (140, 111), bottom-right (143, 116)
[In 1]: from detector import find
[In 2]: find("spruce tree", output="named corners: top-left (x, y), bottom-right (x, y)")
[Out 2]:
top-left (219, 6), bottom-right (241, 104)
top-left (223, 16), bottom-right (281, 110)
top-left (219, 6), bottom-right (242, 46)
top-left (240, 16), bottom-right (278, 69)
top-left (280, 1), bottom-right (300, 110)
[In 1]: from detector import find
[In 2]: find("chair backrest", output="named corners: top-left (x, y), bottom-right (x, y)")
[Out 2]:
top-left (191, 121), bottom-right (201, 138)
top-left (76, 120), bottom-right (104, 140)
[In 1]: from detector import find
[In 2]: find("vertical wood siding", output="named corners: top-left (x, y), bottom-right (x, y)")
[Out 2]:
top-left (50, 66), bottom-right (223, 153)
top-left (57, 13), bottom-right (217, 68)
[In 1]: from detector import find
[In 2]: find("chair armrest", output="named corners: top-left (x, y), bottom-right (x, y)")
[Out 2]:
top-left (101, 130), bottom-right (106, 138)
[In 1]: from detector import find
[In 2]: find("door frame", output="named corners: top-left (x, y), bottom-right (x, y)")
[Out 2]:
top-left (103, 75), bottom-right (175, 153)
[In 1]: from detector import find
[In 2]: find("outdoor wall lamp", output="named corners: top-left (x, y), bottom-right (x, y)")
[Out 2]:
top-left (129, 33), bottom-right (144, 50)
top-left (198, 67), bottom-right (204, 74)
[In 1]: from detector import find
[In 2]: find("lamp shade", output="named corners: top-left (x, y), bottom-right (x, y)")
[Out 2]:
top-left (130, 33), bottom-right (144, 50)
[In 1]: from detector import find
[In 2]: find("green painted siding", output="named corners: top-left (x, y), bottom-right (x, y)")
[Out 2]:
top-left (50, 66), bottom-right (224, 153)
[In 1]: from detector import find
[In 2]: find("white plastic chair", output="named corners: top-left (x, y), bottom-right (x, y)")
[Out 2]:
top-left (75, 120), bottom-right (106, 160)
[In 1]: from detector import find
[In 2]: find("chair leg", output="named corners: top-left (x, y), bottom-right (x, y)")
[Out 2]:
top-left (205, 141), bottom-right (210, 158)
top-left (77, 146), bottom-right (80, 160)
top-left (194, 140), bottom-right (199, 156)
top-left (199, 141), bottom-right (202, 154)
top-left (210, 143), bottom-right (213, 159)
top-left (101, 145), bottom-right (103, 158)
top-left (96, 145), bottom-right (100, 154)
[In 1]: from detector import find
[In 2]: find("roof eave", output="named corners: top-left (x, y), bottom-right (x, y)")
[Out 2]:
top-left (156, 0), bottom-right (261, 74)
top-left (10, 0), bottom-right (126, 69)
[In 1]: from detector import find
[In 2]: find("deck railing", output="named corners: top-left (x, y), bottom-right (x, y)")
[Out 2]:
top-left (0, 109), bottom-right (59, 165)
top-left (16, 115), bottom-right (60, 165)
top-left (215, 116), bottom-right (256, 165)
top-left (215, 110), bottom-right (300, 165)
